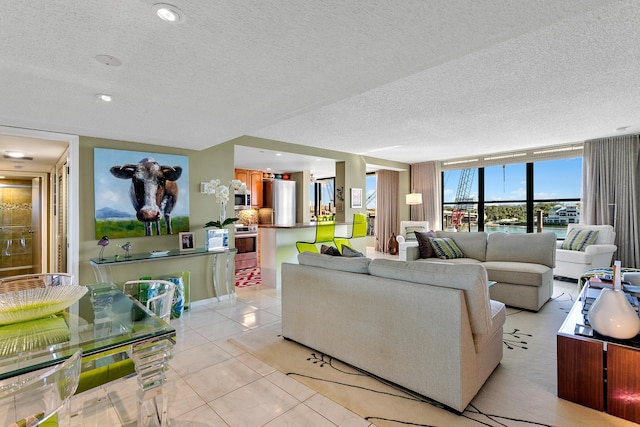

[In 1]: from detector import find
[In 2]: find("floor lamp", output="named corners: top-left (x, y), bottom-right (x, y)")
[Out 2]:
top-left (406, 192), bottom-right (422, 220)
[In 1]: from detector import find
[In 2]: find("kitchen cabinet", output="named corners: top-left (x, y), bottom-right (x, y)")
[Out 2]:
top-left (234, 169), bottom-right (263, 208)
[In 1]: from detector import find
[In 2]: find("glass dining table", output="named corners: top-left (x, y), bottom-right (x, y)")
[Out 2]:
top-left (0, 282), bottom-right (176, 426)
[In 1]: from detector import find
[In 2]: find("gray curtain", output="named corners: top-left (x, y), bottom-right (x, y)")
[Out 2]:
top-left (410, 161), bottom-right (442, 230)
top-left (374, 170), bottom-right (399, 252)
top-left (582, 135), bottom-right (640, 268)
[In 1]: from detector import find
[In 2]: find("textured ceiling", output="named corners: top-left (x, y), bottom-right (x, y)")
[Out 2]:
top-left (0, 0), bottom-right (638, 167)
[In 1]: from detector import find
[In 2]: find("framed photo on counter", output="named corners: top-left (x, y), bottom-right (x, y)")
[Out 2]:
top-left (179, 232), bottom-right (195, 251)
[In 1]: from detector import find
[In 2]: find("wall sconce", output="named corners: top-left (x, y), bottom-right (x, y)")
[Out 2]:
top-left (405, 192), bottom-right (422, 205)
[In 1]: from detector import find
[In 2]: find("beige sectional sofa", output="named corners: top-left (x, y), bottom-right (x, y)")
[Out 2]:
top-left (402, 231), bottom-right (556, 311)
top-left (282, 253), bottom-right (506, 412)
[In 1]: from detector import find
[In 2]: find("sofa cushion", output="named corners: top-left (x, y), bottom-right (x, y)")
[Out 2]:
top-left (417, 258), bottom-right (482, 265)
top-left (474, 300), bottom-right (506, 351)
top-left (561, 228), bottom-right (599, 251)
top-left (485, 232), bottom-right (556, 268)
top-left (414, 230), bottom-right (436, 259)
top-left (368, 259), bottom-right (492, 336)
top-left (298, 252), bottom-right (371, 274)
top-left (429, 237), bottom-right (465, 259)
top-left (436, 231), bottom-right (488, 262)
top-left (482, 261), bottom-right (551, 287)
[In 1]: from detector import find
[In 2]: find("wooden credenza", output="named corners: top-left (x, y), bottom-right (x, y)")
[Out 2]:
top-left (557, 286), bottom-right (640, 423)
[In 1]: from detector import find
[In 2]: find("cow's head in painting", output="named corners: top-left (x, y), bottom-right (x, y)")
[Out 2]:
top-left (110, 157), bottom-right (182, 236)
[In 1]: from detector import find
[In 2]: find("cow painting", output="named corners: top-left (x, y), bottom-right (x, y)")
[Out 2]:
top-left (110, 157), bottom-right (182, 236)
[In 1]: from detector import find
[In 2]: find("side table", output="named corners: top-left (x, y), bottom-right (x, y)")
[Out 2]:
top-left (557, 285), bottom-right (640, 423)
top-left (210, 248), bottom-right (237, 301)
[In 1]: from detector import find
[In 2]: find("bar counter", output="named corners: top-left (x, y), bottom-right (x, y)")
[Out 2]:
top-left (260, 222), bottom-right (365, 288)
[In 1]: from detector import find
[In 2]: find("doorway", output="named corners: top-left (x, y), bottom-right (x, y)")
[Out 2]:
top-left (0, 128), bottom-right (75, 278)
top-left (0, 175), bottom-right (46, 277)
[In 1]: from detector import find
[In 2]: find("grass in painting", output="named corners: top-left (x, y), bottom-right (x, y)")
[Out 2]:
top-left (95, 216), bottom-right (190, 239)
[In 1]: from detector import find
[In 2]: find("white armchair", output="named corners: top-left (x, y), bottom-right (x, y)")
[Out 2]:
top-left (396, 221), bottom-right (429, 261)
top-left (554, 224), bottom-right (617, 280)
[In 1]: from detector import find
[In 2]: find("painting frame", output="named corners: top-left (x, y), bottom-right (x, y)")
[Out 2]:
top-left (94, 147), bottom-right (190, 239)
top-left (351, 188), bottom-right (363, 209)
top-left (179, 232), bottom-right (195, 252)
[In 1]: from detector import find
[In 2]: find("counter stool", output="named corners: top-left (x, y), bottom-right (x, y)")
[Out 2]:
top-left (296, 221), bottom-right (336, 253)
top-left (334, 213), bottom-right (368, 253)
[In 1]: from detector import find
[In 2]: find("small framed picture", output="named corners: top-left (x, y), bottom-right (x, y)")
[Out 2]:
top-left (351, 188), bottom-right (363, 209)
top-left (179, 232), bottom-right (195, 251)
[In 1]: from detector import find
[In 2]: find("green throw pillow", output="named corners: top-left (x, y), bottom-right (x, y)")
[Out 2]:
top-left (404, 226), bottom-right (427, 242)
top-left (561, 229), bottom-right (599, 251)
top-left (428, 237), bottom-right (465, 259)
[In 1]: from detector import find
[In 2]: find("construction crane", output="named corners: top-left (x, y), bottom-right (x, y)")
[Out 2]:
top-left (454, 168), bottom-right (475, 210)
top-left (451, 169), bottom-right (476, 230)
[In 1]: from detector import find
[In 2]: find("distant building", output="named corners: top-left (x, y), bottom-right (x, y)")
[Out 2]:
top-left (545, 204), bottom-right (580, 224)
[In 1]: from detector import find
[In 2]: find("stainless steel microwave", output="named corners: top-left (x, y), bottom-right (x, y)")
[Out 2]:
top-left (234, 193), bottom-right (251, 208)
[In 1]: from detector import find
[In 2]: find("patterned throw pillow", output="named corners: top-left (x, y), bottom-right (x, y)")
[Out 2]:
top-left (428, 237), bottom-right (465, 259)
top-left (404, 226), bottom-right (427, 242)
top-left (414, 230), bottom-right (436, 259)
top-left (561, 229), bottom-right (599, 251)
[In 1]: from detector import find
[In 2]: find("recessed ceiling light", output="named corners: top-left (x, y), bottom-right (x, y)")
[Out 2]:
top-left (96, 93), bottom-right (112, 102)
top-left (275, 153), bottom-right (282, 156)
top-left (616, 126), bottom-right (629, 132)
top-left (152, 3), bottom-right (184, 23)
top-left (6, 151), bottom-right (25, 158)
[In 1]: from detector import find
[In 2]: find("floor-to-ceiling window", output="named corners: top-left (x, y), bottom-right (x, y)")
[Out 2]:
top-left (366, 173), bottom-right (376, 236)
top-left (309, 178), bottom-right (335, 219)
top-left (442, 147), bottom-right (582, 237)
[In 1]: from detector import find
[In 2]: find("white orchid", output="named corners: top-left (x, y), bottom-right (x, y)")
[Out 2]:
top-left (215, 185), bottom-right (230, 204)
top-left (230, 180), bottom-right (249, 194)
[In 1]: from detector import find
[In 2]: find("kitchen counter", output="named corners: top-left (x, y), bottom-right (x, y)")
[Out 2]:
top-left (259, 222), bottom-right (365, 288)
top-left (258, 222), bottom-right (347, 229)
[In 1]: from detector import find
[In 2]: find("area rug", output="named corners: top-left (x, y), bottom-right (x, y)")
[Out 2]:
top-left (229, 281), bottom-right (635, 427)
top-left (235, 267), bottom-right (261, 288)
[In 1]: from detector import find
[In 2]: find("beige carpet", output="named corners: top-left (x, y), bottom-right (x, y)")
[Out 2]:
top-left (230, 281), bottom-right (637, 426)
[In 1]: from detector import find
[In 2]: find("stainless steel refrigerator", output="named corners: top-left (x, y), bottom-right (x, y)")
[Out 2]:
top-left (263, 180), bottom-right (296, 226)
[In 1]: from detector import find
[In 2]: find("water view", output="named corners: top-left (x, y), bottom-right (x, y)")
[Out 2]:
top-left (462, 224), bottom-right (568, 239)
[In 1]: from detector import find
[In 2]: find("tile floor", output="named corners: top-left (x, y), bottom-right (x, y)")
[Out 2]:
top-left (71, 271), bottom-right (378, 426)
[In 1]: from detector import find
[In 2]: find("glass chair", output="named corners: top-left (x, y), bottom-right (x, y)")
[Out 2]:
top-left (0, 349), bottom-right (82, 427)
top-left (123, 280), bottom-right (176, 323)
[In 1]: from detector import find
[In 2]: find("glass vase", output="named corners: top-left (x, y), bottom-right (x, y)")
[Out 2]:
top-left (220, 202), bottom-right (226, 223)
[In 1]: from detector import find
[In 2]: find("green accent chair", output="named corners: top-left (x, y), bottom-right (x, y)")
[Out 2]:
top-left (296, 221), bottom-right (336, 253)
top-left (334, 213), bottom-right (368, 253)
top-left (0, 349), bottom-right (82, 427)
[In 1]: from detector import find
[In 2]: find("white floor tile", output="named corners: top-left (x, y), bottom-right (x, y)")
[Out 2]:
top-left (208, 377), bottom-right (299, 426)
top-left (170, 341), bottom-right (234, 377)
top-left (182, 358), bottom-right (262, 402)
top-left (264, 403), bottom-right (338, 427)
